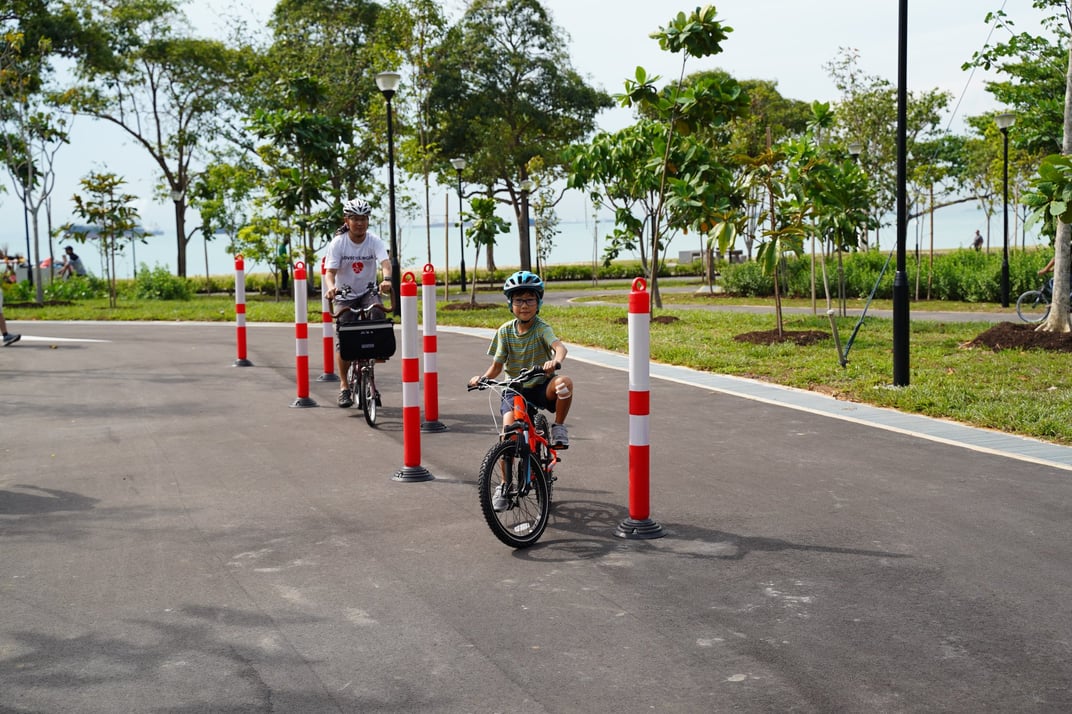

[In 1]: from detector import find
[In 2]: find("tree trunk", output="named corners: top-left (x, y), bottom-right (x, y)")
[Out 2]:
top-left (1041, 46), bottom-right (1072, 332)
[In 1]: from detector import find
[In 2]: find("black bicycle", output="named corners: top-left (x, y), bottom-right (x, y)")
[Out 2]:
top-left (468, 366), bottom-right (561, 548)
top-left (334, 283), bottom-right (395, 427)
top-left (1016, 277), bottom-right (1071, 324)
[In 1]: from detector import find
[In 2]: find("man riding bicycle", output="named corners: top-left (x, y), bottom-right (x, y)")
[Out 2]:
top-left (324, 198), bottom-right (392, 407)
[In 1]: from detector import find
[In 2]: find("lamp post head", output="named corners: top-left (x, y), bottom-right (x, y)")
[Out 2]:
top-left (170, 189), bottom-right (184, 203)
top-left (995, 112), bottom-right (1015, 132)
top-left (847, 141), bottom-right (863, 159)
top-left (375, 71), bottom-right (401, 100)
top-left (450, 157), bottom-right (467, 172)
top-left (520, 178), bottom-right (534, 194)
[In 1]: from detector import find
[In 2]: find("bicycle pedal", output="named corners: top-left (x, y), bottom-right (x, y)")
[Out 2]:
top-left (374, 395), bottom-right (382, 407)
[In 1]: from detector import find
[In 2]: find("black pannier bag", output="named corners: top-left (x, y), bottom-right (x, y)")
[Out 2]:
top-left (337, 320), bottom-right (396, 361)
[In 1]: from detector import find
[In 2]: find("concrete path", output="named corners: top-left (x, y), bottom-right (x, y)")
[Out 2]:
top-left (2, 320), bottom-right (1070, 712)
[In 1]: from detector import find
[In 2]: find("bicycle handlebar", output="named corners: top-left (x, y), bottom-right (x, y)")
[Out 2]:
top-left (331, 282), bottom-right (380, 319)
top-left (467, 364), bottom-right (559, 392)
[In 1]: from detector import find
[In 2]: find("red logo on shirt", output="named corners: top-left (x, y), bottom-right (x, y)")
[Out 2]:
top-left (351, 261), bottom-right (364, 274)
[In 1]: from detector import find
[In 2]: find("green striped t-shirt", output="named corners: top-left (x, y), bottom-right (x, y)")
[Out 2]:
top-left (488, 317), bottom-right (558, 386)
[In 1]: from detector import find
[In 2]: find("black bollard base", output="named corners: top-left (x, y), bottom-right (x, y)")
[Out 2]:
top-left (290, 397), bottom-right (318, 408)
top-left (233, 359), bottom-right (254, 367)
top-left (420, 420), bottom-right (448, 433)
top-left (615, 517), bottom-right (666, 540)
top-left (316, 373), bottom-right (340, 382)
top-left (393, 466), bottom-right (434, 483)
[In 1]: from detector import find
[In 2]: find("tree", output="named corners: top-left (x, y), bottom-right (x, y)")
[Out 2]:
top-left (370, 0), bottom-right (449, 266)
top-left (0, 30), bottom-right (69, 304)
top-left (427, 0), bottom-right (611, 272)
top-left (614, 6), bottom-right (747, 310)
top-left (186, 155), bottom-right (262, 290)
top-left (60, 0), bottom-right (250, 277)
top-left (462, 195), bottom-right (509, 306)
top-left (69, 171), bottom-right (139, 307)
top-left (971, 1), bottom-right (1071, 332)
top-left (246, 76), bottom-right (353, 275)
top-left (824, 48), bottom-right (951, 250)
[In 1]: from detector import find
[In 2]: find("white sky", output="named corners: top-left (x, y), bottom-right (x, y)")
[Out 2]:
top-left (1, 0), bottom-right (1054, 255)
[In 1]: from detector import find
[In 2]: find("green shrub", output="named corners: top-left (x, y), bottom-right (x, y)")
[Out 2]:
top-left (4, 273), bottom-right (109, 302)
top-left (134, 263), bottom-right (192, 300)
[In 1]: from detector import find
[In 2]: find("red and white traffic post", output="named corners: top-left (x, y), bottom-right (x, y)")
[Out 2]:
top-left (394, 272), bottom-right (434, 482)
top-left (616, 277), bottom-right (665, 539)
top-left (316, 257), bottom-right (339, 383)
top-left (290, 261), bottom-right (316, 408)
top-left (420, 264), bottom-right (446, 432)
top-left (232, 255), bottom-right (253, 367)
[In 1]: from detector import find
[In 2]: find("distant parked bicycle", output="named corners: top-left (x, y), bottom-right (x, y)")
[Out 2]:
top-left (467, 365), bottom-right (561, 549)
top-left (1015, 278), bottom-right (1071, 323)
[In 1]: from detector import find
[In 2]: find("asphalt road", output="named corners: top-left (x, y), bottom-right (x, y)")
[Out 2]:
top-left (2, 319), bottom-right (1070, 713)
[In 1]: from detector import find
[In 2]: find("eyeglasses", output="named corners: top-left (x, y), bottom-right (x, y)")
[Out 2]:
top-left (511, 298), bottom-right (537, 307)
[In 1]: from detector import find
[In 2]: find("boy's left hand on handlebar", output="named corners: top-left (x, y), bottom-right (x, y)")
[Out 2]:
top-left (542, 360), bottom-right (561, 374)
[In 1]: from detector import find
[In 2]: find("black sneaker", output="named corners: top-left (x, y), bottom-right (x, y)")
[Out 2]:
top-left (2, 333), bottom-right (20, 347)
top-left (337, 389), bottom-right (353, 408)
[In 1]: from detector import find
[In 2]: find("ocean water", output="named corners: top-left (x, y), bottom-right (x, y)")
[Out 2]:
top-left (66, 199), bottom-right (1045, 281)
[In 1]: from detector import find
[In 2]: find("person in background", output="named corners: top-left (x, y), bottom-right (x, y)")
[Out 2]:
top-left (323, 198), bottom-right (392, 408)
top-left (972, 230), bottom-right (984, 251)
top-left (1, 286), bottom-right (20, 346)
top-left (58, 245), bottom-right (87, 279)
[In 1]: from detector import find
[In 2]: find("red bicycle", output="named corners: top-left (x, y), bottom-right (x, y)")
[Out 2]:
top-left (468, 365), bottom-right (561, 548)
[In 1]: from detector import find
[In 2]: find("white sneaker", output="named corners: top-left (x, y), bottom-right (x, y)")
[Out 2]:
top-left (551, 423), bottom-right (569, 449)
top-left (492, 484), bottom-right (509, 512)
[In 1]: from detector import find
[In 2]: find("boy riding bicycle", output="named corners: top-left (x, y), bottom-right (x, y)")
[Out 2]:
top-left (467, 271), bottom-right (574, 451)
top-left (324, 198), bottom-right (392, 407)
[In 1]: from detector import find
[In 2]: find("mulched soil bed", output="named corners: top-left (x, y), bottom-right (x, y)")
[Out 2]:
top-left (965, 321), bottom-right (1072, 353)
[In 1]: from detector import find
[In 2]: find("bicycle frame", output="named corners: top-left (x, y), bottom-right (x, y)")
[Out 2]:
top-left (502, 391), bottom-right (559, 477)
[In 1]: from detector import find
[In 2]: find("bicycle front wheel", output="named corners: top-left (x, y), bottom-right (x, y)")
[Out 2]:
top-left (477, 439), bottom-right (550, 549)
top-left (346, 362), bottom-right (361, 408)
top-left (1016, 290), bottom-right (1050, 323)
top-left (362, 363), bottom-right (378, 427)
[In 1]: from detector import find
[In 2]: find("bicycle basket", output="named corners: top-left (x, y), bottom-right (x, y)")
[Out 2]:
top-left (338, 319), bottom-right (396, 361)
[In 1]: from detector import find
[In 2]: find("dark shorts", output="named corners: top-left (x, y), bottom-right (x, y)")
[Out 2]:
top-left (500, 377), bottom-right (555, 416)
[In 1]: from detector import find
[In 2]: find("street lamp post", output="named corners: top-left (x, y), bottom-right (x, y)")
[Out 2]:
top-left (995, 112), bottom-right (1015, 308)
top-left (520, 178), bottom-right (534, 272)
top-left (450, 157), bottom-right (467, 291)
top-left (376, 71), bottom-right (402, 317)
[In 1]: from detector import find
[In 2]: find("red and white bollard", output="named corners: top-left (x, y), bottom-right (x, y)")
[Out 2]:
top-left (394, 272), bottom-right (433, 482)
top-left (616, 277), bottom-right (664, 539)
top-left (317, 257), bottom-right (338, 382)
top-left (233, 255), bottom-right (253, 367)
top-left (290, 261), bottom-right (316, 408)
top-left (420, 264), bottom-right (446, 432)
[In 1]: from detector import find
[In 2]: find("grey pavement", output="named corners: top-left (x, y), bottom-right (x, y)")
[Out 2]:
top-left (2, 318), bottom-right (1071, 713)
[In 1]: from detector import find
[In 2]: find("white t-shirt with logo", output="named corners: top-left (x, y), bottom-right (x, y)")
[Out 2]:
top-left (325, 229), bottom-right (389, 297)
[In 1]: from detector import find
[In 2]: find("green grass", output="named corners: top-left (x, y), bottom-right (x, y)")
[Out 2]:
top-left (7, 290), bottom-right (1071, 446)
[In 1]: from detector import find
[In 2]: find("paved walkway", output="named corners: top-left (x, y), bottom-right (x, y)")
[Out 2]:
top-left (3, 320), bottom-right (1071, 712)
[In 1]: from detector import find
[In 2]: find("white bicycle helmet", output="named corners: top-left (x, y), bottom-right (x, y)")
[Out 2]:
top-left (342, 198), bottom-right (372, 217)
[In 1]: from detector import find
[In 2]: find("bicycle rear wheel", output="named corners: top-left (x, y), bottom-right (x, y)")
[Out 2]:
top-left (1016, 290), bottom-right (1050, 323)
top-left (362, 363), bottom-right (378, 427)
top-left (477, 439), bottom-right (550, 548)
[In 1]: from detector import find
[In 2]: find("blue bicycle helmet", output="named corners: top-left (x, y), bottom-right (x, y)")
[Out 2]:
top-left (503, 270), bottom-right (545, 309)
